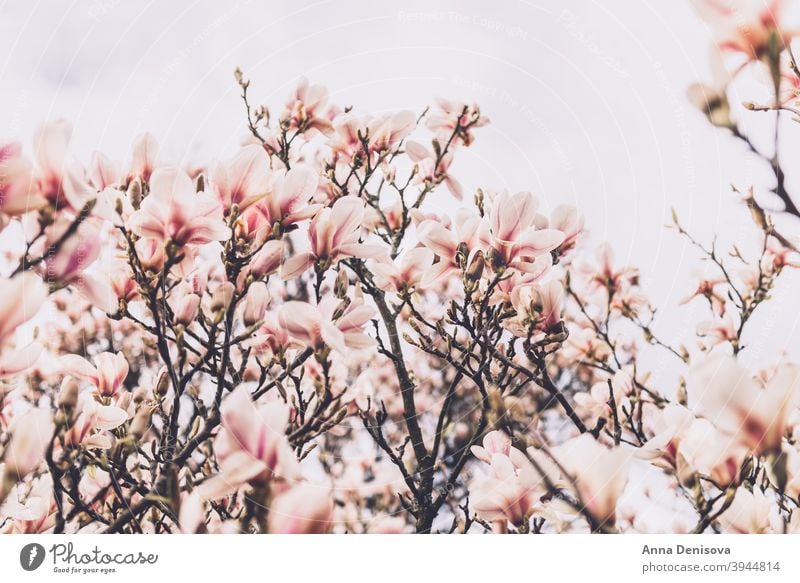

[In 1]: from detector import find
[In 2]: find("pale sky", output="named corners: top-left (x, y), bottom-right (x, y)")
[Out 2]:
top-left (2, 0), bottom-right (800, 371)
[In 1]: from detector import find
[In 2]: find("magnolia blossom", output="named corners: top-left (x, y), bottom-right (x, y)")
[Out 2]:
top-left (371, 247), bottom-right (434, 293)
top-left (553, 434), bottom-right (631, 528)
top-left (471, 452), bottom-right (542, 528)
top-left (282, 196), bottom-right (386, 279)
top-left (574, 371), bottom-right (631, 423)
top-left (267, 483), bottom-right (334, 534)
top-left (197, 386), bottom-right (297, 500)
top-left (60, 351), bottom-right (130, 398)
top-left (0, 142), bottom-right (45, 220)
top-left (0, 272), bottom-right (48, 346)
top-left (405, 140), bottom-right (461, 199)
top-left (32, 120), bottom-right (95, 211)
top-left (128, 167), bottom-right (230, 247)
top-left (691, 0), bottom-right (792, 59)
top-left (63, 394), bottom-right (128, 450)
top-left (716, 487), bottom-right (775, 533)
top-left (278, 296), bottom-right (376, 354)
top-left (2, 408), bottom-right (54, 481)
top-left (212, 145), bottom-right (270, 212)
top-left (242, 165), bottom-right (320, 235)
top-left (417, 210), bottom-right (491, 287)
top-left (487, 191), bottom-right (564, 274)
top-left (689, 354), bottom-right (800, 455)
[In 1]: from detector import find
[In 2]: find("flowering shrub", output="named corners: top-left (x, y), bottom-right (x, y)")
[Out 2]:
top-left (2, 1), bottom-right (800, 535)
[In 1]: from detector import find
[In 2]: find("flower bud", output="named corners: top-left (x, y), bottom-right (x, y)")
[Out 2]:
top-left (242, 281), bottom-right (269, 327)
top-left (154, 367), bottom-right (170, 398)
top-left (175, 293), bottom-right (201, 326)
top-left (211, 282), bottom-right (235, 316)
top-left (129, 407), bottom-right (152, 441)
top-left (57, 377), bottom-right (80, 410)
top-left (250, 240), bottom-right (283, 278)
top-left (135, 238), bottom-right (165, 272)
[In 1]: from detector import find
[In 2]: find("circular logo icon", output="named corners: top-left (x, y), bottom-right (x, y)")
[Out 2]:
top-left (19, 543), bottom-right (46, 571)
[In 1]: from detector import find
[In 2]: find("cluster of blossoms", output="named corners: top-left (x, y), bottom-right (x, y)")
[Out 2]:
top-left (2, 1), bottom-right (800, 535)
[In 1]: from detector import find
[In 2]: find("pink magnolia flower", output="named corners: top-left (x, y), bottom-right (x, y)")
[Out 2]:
top-left (0, 343), bottom-right (44, 378)
top-left (0, 484), bottom-right (54, 533)
top-left (426, 97), bottom-right (488, 145)
top-left (281, 196), bottom-right (387, 279)
top-left (553, 434), bottom-right (631, 528)
top-left (488, 191), bottom-right (565, 274)
top-left (691, 0), bottom-right (793, 60)
top-left (0, 142), bottom-right (45, 219)
top-left (470, 430), bottom-right (529, 468)
top-left (504, 279), bottom-right (563, 337)
top-left (127, 167), bottom-right (230, 247)
top-left (32, 120), bottom-right (94, 211)
top-left (88, 151), bottom-right (120, 191)
top-left (688, 353), bottom-right (800, 455)
top-left (678, 417), bottom-right (747, 487)
top-left (249, 239), bottom-right (283, 278)
top-left (174, 293), bottom-right (201, 326)
top-left (60, 351), bottom-right (130, 398)
top-left (267, 483), bottom-right (334, 534)
top-left (371, 247), bottom-right (434, 293)
top-left (242, 165), bottom-right (320, 234)
top-left (548, 204), bottom-right (584, 256)
top-left (63, 394), bottom-right (128, 450)
top-left (284, 77), bottom-right (334, 134)
top-left (471, 452), bottom-right (542, 528)
top-left (128, 132), bottom-right (159, 182)
top-left (417, 210), bottom-right (491, 287)
top-left (242, 281), bottom-right (270, 327)
top-left (367, 111), bottom-right (416, 153)
top-left (574, 370), bottom-right (631, 424)
top-left (196, 385), bottom-right (298, 500)
top-left (0, 272), bottom-right (48, 346)
top-left (278, 296), bottom-right (376, 354)
top-left (405, 139), bottom-right (462, 200)
top-left (42, 219), bottom-right (117, 314)
top-left (212, 145), bottom-right (270, 212)
top-left (717, 487), bottom-right (775, 533)
top-left (2, 407), bottom-right (54, 480)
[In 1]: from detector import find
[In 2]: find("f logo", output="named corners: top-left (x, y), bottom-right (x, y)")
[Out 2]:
top-left (19, 543), bottom-right (46, 571)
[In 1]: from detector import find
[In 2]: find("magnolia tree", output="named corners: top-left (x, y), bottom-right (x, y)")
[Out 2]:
top-left (2, 0), bottom-right (800, 535)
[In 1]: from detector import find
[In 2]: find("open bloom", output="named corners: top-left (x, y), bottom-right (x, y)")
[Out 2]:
top-left (212, 145), bottom-right (270, 212)
top-left (63, 394), bottom-right (128, 450)
top-left (32, 120), bottom-right (94, 211)
top-left (128, 167), bottom-right (230, 247)
top-left (552, 434), bottom-right (631, 528)
top-left (2, 408), bottom-right (54, 480)
top-left (281, 196), bottom-right (386, 279)
top-left (60, 351), bottom-right (130, 398)
top-left (487, 191), bottom-right (564, 274)
top-left (242, 165), bottom-right (320, 235)
top-left (717, 487), bottom-right (775, 533)
top-left (0, 272), bottom-right (48, 346)
top-left (371, 247), bottom-right (434, 293)
top-left (267, 483), bottom-right (334, 534)
top-left (278, 296), bottom-right (376, 354)
top-left (0, 142), bottom-right (45, 219)
top-left (689, 354), bottom-right (800, 455)
top-left (691, 0), bottom-right (793, 60)
top-left (470, 452), bottom-right (543, 528)
top-left (197, 386), bottom-right (298, 500)
top-left (417, 210), bottom-right (491, 287)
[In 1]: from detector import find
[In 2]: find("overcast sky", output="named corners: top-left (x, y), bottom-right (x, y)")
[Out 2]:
top-left (3, 0), bottom-right (800, 371)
